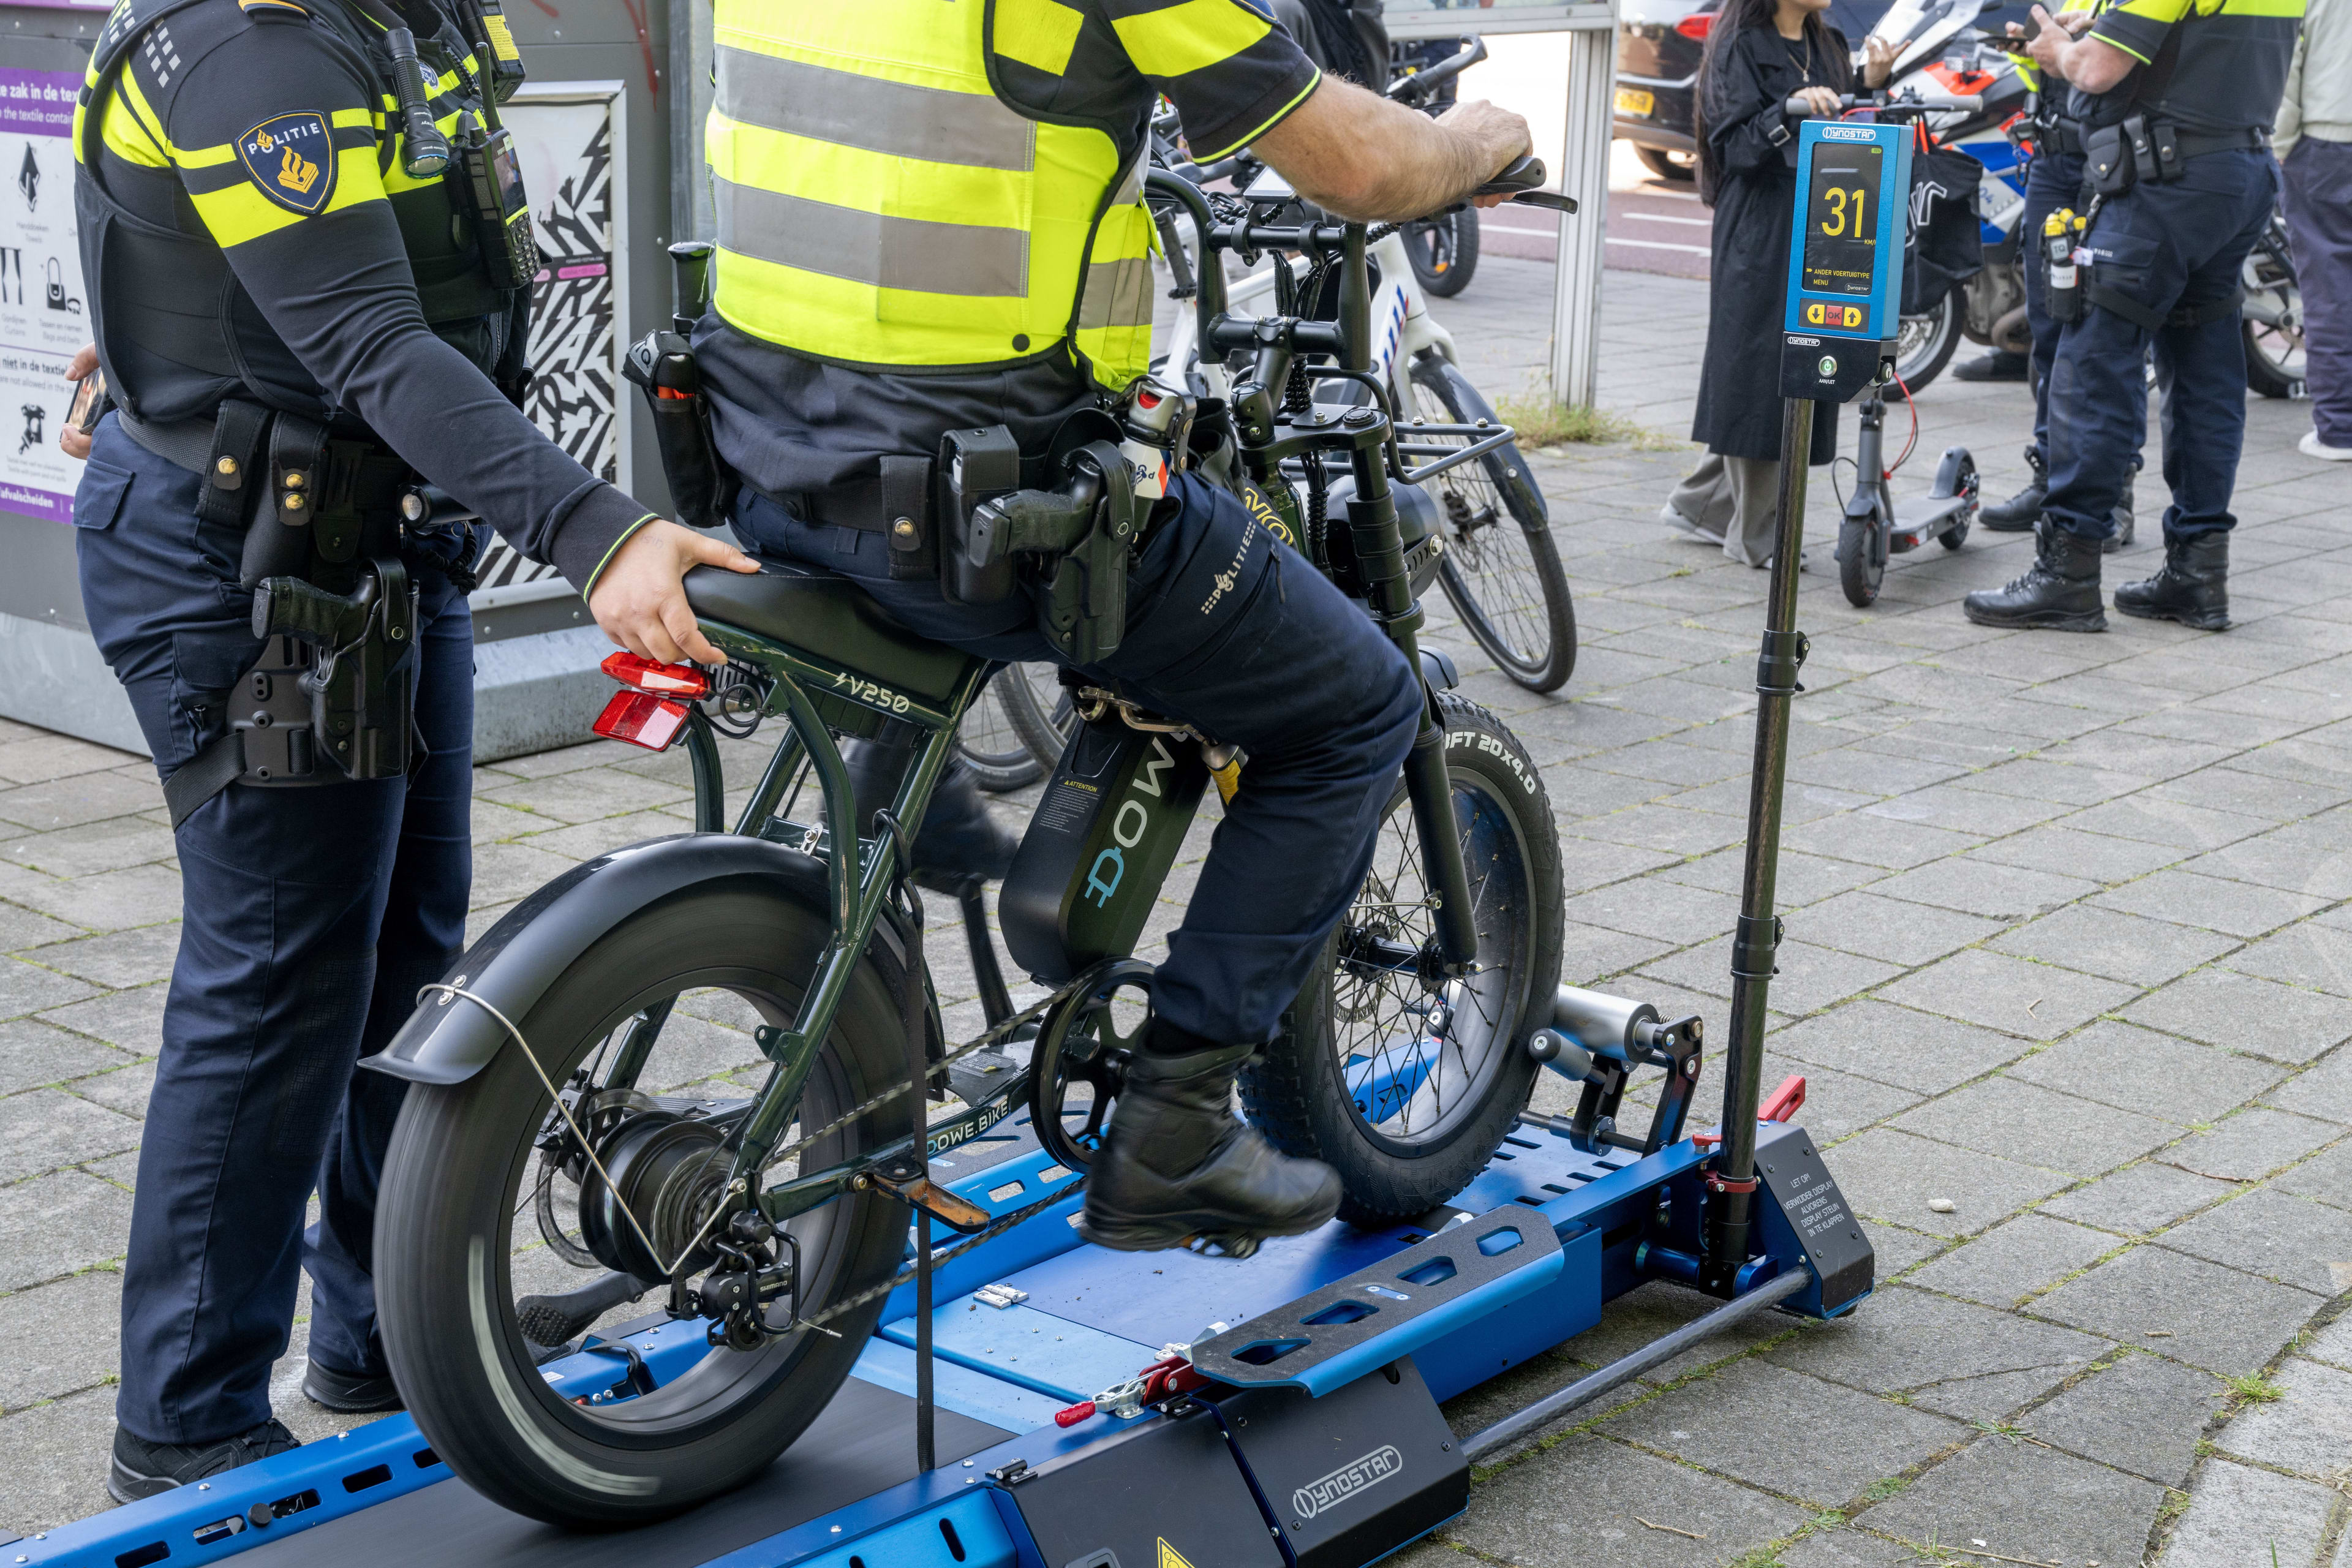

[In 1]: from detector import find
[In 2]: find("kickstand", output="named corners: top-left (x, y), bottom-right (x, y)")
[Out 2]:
top-left (957, 881), bottom-right (1014, 1028)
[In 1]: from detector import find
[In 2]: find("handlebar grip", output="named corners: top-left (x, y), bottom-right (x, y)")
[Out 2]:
top-left (1471, 154), bottom-right (1547, 198)
top-left (385, 27), bottom-right (451, 178)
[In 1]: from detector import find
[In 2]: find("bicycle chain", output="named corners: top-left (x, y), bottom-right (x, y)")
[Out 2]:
top-left (799, 1180), bottom-right (1084, 1331)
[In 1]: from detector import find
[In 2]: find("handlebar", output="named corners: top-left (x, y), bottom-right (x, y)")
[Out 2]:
top-left (1782, 87), bottom-right (1983, 118)
top-left (1387, 36), bottom-right (1487, 105)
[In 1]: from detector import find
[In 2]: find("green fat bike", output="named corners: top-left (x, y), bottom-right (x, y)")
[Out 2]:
top-left (368, 168), bottom-right (1570, 1527)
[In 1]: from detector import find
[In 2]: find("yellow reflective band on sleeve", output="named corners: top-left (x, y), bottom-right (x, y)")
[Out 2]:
top-left (2107, 0), bottom-right (2191, 23)
top-left (1112, 0), bottom-right (1271, 78)
top-left (99, 81), bottom-right (172, 168)
top-left (1188, 66), bottom-right (1318, 159)
top-left (2217, 0), bottom-right (2304, 15)
top-left (190, 141), bottom-right (386, 246)
top-left (995, 0), bottom-right (1085, 75)
top-left (579, 514), bottom-right (659, 600)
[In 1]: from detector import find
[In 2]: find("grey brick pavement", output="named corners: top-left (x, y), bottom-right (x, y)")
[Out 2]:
top-left (1, 258), bottom-right (2347, 1567)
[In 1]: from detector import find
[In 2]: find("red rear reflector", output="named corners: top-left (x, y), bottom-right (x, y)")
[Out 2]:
top-left (593, 691), bottom-right (690, 752)
top-left (1675, 12), bottom-right (1713, 38)
top-left (600, 651), bottom-right (709, 698)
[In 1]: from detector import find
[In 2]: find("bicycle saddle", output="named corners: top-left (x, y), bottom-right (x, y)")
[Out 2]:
top-left (682, 562), bottom-right (978, 703)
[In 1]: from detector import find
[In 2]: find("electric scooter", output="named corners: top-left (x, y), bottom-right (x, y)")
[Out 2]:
top-left (1836, 382), bottom-right (1979, 607)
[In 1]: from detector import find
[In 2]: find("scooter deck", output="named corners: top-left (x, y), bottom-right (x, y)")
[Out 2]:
top-left (35, 1107), bottom-right (1826, 1568)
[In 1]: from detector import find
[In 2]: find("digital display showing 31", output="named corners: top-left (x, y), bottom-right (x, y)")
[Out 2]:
top-left (1802, 145), bottom-right (1882, 298)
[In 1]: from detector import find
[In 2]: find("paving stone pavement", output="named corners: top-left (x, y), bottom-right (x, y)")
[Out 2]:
top-left (1, 258), bottom-right (2347, 1568)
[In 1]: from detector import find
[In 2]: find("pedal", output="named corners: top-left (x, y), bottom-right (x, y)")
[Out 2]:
top-left (865, 1156), bottom-right (993, 1234)
top-left (946, 1039), bottom-right (1029, 1107)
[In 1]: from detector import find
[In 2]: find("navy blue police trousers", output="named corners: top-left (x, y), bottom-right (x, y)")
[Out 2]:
top-left (2018, 146), bottom-right (2087, 467)
top-left (2043, 149), bottom-right (2280, 543)
top-left (74, 415), bottom-right (473, 1446)
top-left (735, 472), bottom-right (1423, 1050)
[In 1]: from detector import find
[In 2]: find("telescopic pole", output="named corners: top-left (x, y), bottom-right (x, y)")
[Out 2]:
top-left (1700, 393), bottom-right (1815, 1296)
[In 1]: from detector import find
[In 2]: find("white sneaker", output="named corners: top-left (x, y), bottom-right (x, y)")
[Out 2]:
top-left (2301, 430), bottom-right (2352, 462)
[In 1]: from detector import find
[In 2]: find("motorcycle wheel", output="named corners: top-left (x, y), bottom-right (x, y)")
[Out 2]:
top-left (1891, 292), bottom-right (1964, 394)
top-left (377, 886), bottom-right (916, 1526)
top-left (1243, 695), bottom-right (1563, 1226)
top-left (1403, 208), bottom-right (1480, 299)
top-left (1838, 514), bottom-right (1883, 608)
top-left (2242, 227), bottom-right (2305, 400)
top-left (1408, 354), bottom-right (1578, 693)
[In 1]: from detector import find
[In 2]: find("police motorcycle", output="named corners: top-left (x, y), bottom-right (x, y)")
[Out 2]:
top-left (363, 158), bottom-right (1577, 1525)
top-left (1151, 40), bottom-right (1579, 695)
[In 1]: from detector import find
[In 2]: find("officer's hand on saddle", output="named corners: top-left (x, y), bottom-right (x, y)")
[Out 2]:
top-left (59, 344), bottom-right (97, 462)
top-left (586, 519), bottom-right (758, 667)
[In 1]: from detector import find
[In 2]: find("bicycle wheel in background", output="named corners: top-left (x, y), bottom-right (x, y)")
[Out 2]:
top-left (1406, 353), bottom-right (1577, 693)
top-left (1000, 662), bottom-right (1079, 771)
top-left (1242, 694), bottom-right (1563, 1225)
top-left (1403, 207), bottom-right (1479, 299)
top-left (957, 668), bottom-right (1046, 791)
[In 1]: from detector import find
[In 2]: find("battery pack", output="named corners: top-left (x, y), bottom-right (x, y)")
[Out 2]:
top-left (1000, 720), bottom-right (1208, 983)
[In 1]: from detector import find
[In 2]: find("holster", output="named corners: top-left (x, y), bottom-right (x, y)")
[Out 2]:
top-left (946, 437), bottom-right (1142, 665)
top-left (622, 331), bottom-right (739, 534)
top-left (2085, 121), bottom-right (2135, 197)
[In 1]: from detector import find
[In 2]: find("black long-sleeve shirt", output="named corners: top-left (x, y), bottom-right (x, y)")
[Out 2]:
top-left (78, 0), bottom-right (653, 591)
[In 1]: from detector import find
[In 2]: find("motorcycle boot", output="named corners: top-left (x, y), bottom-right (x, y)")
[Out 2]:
top-left (1981, 445), bottom-right (2046, 532)
top-left (2114, 532), bottom-right (2230, 630)
top-left (2102, 455), bottom-right (2139, 555)
top-left (840, 736), bottom-right (1020, 892)
top-left (1962, 519), bottom-right (2108, 631)
top-left (1955, 349), bottom-right (2030, 383)
top-left (1079, 1031), bottom-right (1341, 1256)
top-left (109, 1419), bottom-right (300, 1503)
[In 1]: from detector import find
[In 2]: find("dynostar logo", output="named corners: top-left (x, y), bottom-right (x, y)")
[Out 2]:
top-left (1820, 124), bottom-right (1874, 141)
top-left (1292, 1446), bottom-right (1403, 1520)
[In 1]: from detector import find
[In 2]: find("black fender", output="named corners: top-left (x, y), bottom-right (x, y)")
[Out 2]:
top-left (364, 832), bottom-right (913, 1087)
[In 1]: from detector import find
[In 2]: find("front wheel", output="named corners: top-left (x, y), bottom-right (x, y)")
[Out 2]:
top-left (1408, 355), bottom-right (1578, 693)
top-left (1243, 696), bottom-right (1564, 1225)
top-left (1838, 514), bottom-right (1884, 607)
top-left (1403, 208), bottom-right (1480, 298)
top-left (376, 886), bottom-right (918, 1525)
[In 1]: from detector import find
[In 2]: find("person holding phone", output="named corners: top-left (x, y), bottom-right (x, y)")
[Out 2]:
top-left (1662, 0), bottom-right (1891, 567)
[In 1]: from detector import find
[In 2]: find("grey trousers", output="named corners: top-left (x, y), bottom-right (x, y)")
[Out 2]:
top-left (2283, 136), bottom-right (2351, 448)
top-left (1664, 451), bottom-right (1783, 568)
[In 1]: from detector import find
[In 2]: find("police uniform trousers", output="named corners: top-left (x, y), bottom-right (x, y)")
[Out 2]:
top-left (73, 415), bottom-right (473, 1447)
top-left (2043, 148), bottom-right (2280, 542)
top-left (735, 473), bottom-right (1423, 1049)
top-left (2019, 145), bottom-right (2089, 467)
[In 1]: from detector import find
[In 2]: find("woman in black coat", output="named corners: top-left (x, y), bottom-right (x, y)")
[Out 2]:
top-left (1664, 0), bottom-right (1892, 565)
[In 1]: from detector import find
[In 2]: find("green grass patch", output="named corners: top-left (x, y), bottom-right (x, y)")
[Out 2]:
top-left (1491, 394), bottom-right (1684, 452)
top-left (2227, 1374), bottom-right (2286, 1403)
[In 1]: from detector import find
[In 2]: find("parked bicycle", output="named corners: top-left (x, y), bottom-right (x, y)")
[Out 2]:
top-left (366, 163), bottom-right (1575, 1526)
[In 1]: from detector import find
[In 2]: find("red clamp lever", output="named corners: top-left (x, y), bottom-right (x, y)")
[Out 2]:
top-left (1053, 1400), bottom-right (1096, 1428)
top-left (1760, 1074), bottom-right (1807, 1123)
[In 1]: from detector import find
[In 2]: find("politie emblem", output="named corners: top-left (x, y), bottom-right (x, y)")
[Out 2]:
top-left (236, 111), bottom-right (334, 216)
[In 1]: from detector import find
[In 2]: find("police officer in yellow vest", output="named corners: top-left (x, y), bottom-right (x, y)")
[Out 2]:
top-left (70, 0), bottom-right (756, 1499)
top-left (1964, 0), bottom-right (2303, 631)
top-left (693, 0), bottom-right (1531, 1252)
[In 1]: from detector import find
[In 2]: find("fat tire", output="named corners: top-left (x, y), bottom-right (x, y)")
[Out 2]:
top-left (1406, 209), bottom-right (1480, 298)
top-left (1409, 356), bottom-right (1578, 693)
top-left (377, 887), bottom-right (916, 1526)
top-left (1242, 696), bottom-right (1563, 1226)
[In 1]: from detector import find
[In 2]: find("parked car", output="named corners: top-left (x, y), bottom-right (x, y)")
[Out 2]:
top-left (1614, 0), bottom-right (1929, 181)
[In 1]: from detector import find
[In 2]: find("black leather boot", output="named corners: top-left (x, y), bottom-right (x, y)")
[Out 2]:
top-left (840, 739), bottom-right (1020, 889)
top-left (1079, 1041), bottom-right (1341, 1256)
top-left (1954, 350), bottom-right (2030, 383)
top-left (1981, 445), bottom-right (2046, 532)
top-left (2102, 455), bottom-right (2139, 555)
top-left (1963, 520), bottom-right (2108, 631)
top-left (2114, 532), bottom-right (2230, 630)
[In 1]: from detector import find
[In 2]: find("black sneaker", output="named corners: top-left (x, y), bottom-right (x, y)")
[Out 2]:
top-left (109, 1419), bottom-right (301, 1504)
top-left (301, 1359), bottom-right (404, 1414)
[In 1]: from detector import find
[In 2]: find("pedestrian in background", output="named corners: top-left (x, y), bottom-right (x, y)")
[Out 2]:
top-left (1662, 0), bottom-right (1893, 567)
top-left (2280, 0), bottom-right (2351, 461)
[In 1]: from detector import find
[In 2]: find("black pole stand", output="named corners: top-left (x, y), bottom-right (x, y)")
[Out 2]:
top-left (909, 1018), bottom-right (937, 1472)
top-left (1700, 394), bottom-right (1816, 1297)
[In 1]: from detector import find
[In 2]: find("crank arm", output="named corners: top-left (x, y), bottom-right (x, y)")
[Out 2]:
top-left (864, 1153), bottom-right (993, 1234)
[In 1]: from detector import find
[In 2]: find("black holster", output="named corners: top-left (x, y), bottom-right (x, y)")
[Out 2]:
top-left (943, 435), bottom-right (1142, 665)
top-left (623, 331), bottom-right (738, 533)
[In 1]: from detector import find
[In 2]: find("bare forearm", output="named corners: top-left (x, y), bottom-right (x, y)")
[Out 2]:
top-left (1254, 77), bottom-right (1525, 223)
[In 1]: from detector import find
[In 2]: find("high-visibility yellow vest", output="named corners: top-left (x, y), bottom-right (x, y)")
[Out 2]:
top-left (706, 0), bottom-right (1156, 390)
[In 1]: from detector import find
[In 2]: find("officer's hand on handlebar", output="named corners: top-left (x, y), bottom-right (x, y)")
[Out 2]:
top-left (59, 344), bottom-right (96, 462)
top-left (587, 519), bottom-right (758, 667)
top-left (1434, 99), bottom-right (1534, 207)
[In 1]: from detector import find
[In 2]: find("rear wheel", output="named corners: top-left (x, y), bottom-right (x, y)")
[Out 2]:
top-left (1408, 355), bottom-right (1577, 693)
top-left (2243, 223), bottom-right (2305, 399)
top-left (1243, 696), bottom-right (1563, 1225)
top-left (377, 888), bottom-right (915, 1525)
top-left (1892, 292), bottom-right (1964, 393)
top-left (1000, 661), bottom-right (1078, 772)
top-left (957, 669), bottom-right (1046, 791)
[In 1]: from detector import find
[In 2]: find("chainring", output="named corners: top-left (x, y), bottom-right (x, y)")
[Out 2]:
top-left (1026, 959), bottom-right (1152, 1170)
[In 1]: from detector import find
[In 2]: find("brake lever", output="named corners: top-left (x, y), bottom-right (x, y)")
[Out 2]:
top-left (1464, 155), bottom-right (1578, 213)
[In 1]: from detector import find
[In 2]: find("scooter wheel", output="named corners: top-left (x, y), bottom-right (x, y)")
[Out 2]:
top-left (1937, 452), bottom-right (1978, 551)
top-left (1839, 516), bottom-right (1883, 608)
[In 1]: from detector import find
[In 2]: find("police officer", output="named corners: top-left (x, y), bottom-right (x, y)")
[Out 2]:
top-left (69, 0), bottom-right (755, 1498)
top-left (1977, 9), bottom-right (2138, 551)
top-left (1964, 0), bottom-right (2301, 631)
top-left (691, 0), bottom-right (1529, 1252)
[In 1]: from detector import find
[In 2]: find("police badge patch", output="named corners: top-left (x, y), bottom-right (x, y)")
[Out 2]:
top-left (236, 111), bottom-right (334, 215)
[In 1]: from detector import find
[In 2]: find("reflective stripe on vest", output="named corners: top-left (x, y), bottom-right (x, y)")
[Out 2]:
top-left (706, 0), bottom-right (1154, 389)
